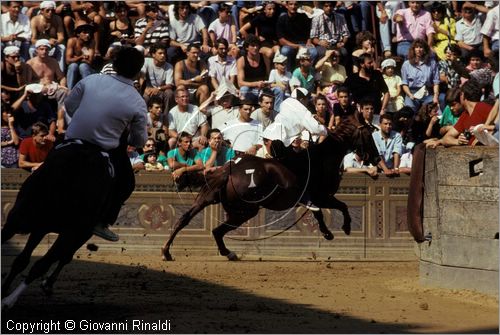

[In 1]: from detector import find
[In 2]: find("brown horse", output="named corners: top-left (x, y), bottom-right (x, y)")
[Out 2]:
top-left (162, 113), bottom-right (381, 261)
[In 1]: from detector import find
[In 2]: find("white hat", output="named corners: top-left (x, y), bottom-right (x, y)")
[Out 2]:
top-left (39, 1), bottom-right (56, 9)
top-left (273, 51), bottom-right (287, 64)
top-left (296, 47), bottom-right (311, 60)
top-left (35, 39), bottom-right (51, 48)
top-left (25, 83), bottom-right (44, 94)
top-left (381, 58), bottom-right (396, 70)
top-left (291, 87), bottom-right (309, 99)
top-left (3, 45), bottom-right (20, 56)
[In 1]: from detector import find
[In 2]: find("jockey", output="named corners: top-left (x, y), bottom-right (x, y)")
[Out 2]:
top-left (263, 87), bottom-right (327, 211)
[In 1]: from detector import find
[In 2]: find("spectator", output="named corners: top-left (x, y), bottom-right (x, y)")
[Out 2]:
top-left (398, 146), bottom-right (413, 175)
top-left (393, 1), bottom-right (435, 59)
top-left (251, 90), bottom-right (277, 130)
top-left (65, 24), bottom-right (95, 90)
top-left (401, 39), bottom-right (440, 114)
top-left (134, 2), bottom-right (169, 55)
top-left (145, 97), bottom-right (168, 148)
top-left (18, 121), bottom-right (53, 172)
top-left (480, 4), bottom-right (499, 58)
top-left (410, 102), bottom-right (441, 145)
top-left (359, 98), bottom-right (380, 133)
top-left (430, 2), bottom-right (456, 61)
top-left (343, 149), bottom-right (378, 177)
top-left (140, 42), bottom-right (175, 113)
top-left (29, 1), bottom-right (66, 72)
top-left (167, 87), bottom-right (209, 150)
top-left (208, 38), bottom-right (237, 90)
top-left (239, 1), bottom-right (280, 71)
top-left (310, 1), bottom-right (350, 60)
top-left (315, 49), bottom-right (346, 100)
top-left (312, 94), bottom-right (333, 134)
top-left (11, 84), bottom-right (56, 140)
top-left (455, 4), bottom-right (482, 59)
top-left (26, 39), bottom-right (67, 88)
top-left (276, 1), bottom-right (317, 70)
top-left (439, 87), bottom-right (464, 137)
top-left (174, 43), bottom-right (210, 104)
top-left (168, 2), bottom-right (210, 64)
top-left (1, 1), bottom-right (32, 61)
top-left (105, 3), bottom-right (135, 57)
top-left (376, 1), bottom-right (405, 58)
top-left (71, 2), bottom-right (105, 55)
top-left (221, 98), bottom-right (263, 156)
top-left (197, 128), bottom-right (235, 172)
top-left (199, 82), bottom-right (239, 130)
top-left (438, 44), bottom-right (463, 96)
top-left (1, 107), bottom-right (20, 168)
top-left (144, 152), bottom-right (164, 171)
top-left (267, 51), bottom-right (291, 110)
top-left (372, 113), bottom-right (403, 176)
top-left (128, 145), bottom-right (145, 173)
top-left (167, 131), bottom-right (203, 187)
top-left (381, 58), bottom-right (404, 114)
top-left (429, 80), bottom-right (492, 147)
top-left (291, 48), bottom-right (316, 94)
top-left (140, 137), bottom-right (167, 167)
top-left (208, 4), bottom-right (238, 58)
top-left (1, 46), bottom-right (32, 102)
top-left (236, 34), bottom-right (270, 102)
top-left (351, 31), bottom-right (376, 73)
top-left (344, 53), bottom-right (389, 117)
top-left (333, 86), bottom-right (356, 128)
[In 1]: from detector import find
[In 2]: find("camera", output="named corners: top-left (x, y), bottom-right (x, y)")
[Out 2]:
top-left (463, 130), bottom-right (471, 140)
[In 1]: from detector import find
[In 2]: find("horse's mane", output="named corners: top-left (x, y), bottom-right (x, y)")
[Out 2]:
top-left (329, 114), bottom-right (360, 143)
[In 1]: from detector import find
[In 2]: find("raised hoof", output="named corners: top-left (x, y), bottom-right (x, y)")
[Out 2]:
top-left (161, 248), bottom-right (174, 261)
top-left (226, 251), bottom-right (239, 261)
top-left (40, 280), bottom-right (53, 296)
top-left (323, 231), bottom-right (334, 240)
top-left (342, 223), bottom-right (351, 236)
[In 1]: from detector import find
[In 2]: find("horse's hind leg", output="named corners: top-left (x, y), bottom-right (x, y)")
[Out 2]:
top-left (212, 209), bottom-right (258, 261)
top-left (2, 231), bottom-right (45, 297)
top-left (161, 203), bottom-right (208, 261)
top-left (328, 196), bottom-right (351, 235)
top-left (312, 210), bottom-right (334, 240)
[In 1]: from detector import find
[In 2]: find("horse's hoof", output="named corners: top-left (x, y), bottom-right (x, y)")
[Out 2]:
top-left (40, 280), bottom-right (53, 296)
top-left (226, 251), bottom-right (239, 261)
top-left (342, 224), bottom-right (351, 236)
top-left (161, 248), bottom-right (174, 261)
top-left (323, 232), bottom-right (334, 240)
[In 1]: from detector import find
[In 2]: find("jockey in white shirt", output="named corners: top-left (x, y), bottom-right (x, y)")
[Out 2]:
top-left (262, 87), bottom-right (327, 211)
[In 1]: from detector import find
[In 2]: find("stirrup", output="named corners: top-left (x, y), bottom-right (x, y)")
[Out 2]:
top-left (299, 201), bottom-right (320, 212)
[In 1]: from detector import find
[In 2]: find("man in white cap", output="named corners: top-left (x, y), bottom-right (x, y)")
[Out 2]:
top-left (29, 1), bottom-right (66, 72)
top-left (0, 1), bottom-right (32, 61)
top-left (1, 45), bottom-right (32, 100)
top-left (26, 39), bottom-right (66, 87)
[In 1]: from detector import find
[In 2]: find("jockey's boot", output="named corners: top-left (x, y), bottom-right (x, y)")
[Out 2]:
top-left (93, 223), bottom-right (119, 242)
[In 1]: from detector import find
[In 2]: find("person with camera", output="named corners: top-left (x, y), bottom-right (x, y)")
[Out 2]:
top-left (310, 1), bottom-right (350, 61)
top-left (427, 80), bottom-right (493, 148)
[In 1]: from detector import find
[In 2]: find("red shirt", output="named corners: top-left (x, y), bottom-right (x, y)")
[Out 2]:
top-left (453, 102), bottom-right (492, 145)
top-left (19, 137), bottom-right (53, 163)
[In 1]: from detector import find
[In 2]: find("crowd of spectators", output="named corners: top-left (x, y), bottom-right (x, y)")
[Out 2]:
top-left (1, 0), bottom-right (498, 180)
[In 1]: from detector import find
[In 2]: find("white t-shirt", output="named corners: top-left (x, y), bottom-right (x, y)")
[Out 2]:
top-left (268, 69), bottom-right (292, 89)
top-left (343, 152), bottom-right (373, 169)
top-left (399, 152), bottom-right (413, 168)
top-left (221, 119), bottom-right (263, 152)
top-left (206, 105), bottom-right (240, 130)
top-left (168, 104), bottom-right (207, 136)
top-left (169, 13), bottom-right (205, 44)
top-left (141, 58), bottom-right (174, 87)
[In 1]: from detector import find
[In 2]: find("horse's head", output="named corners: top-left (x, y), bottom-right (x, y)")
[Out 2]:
top-left (350, 114), bottom-right (381, 167)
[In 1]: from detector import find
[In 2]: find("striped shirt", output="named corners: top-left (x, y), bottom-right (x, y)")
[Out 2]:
top-left (310, 13), bottom-right (350, 43)
top-left (134, 18), bottom-right (170, 48)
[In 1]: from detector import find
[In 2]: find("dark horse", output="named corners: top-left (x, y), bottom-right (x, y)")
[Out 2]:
top-left (162, 113), bottom-right (381, 261)
top-left (1, 140), bottom-right (128, 309)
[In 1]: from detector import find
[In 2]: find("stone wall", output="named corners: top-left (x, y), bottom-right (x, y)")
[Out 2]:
top-left (419, 147), bottom-right (499, 296)
top-left (1, 169), bottom-right (415, 260)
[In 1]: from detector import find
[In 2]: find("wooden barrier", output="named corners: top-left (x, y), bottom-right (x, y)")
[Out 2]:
top-left (1, 169), bottom-right (415, 260)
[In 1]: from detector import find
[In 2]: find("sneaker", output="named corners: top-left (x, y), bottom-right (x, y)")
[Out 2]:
top-left (299, 200), bottom-right (320, 212)
top-left (93, 224), bottom-right (119, 242)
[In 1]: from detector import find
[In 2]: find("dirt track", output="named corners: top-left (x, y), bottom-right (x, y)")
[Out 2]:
top-left (1, 254), bottom-right (498, 334)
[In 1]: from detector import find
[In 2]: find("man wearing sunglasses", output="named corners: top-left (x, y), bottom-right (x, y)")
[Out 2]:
top-left (29, 1), bottom-right (66, 72)
top-left (1, 45), bottom-right (31, 101)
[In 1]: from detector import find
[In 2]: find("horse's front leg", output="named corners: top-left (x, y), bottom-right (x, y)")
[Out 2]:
top-left (312, 210), bottom-right (334, 240)
top-left (330, 196), bottom-right (351, 235)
